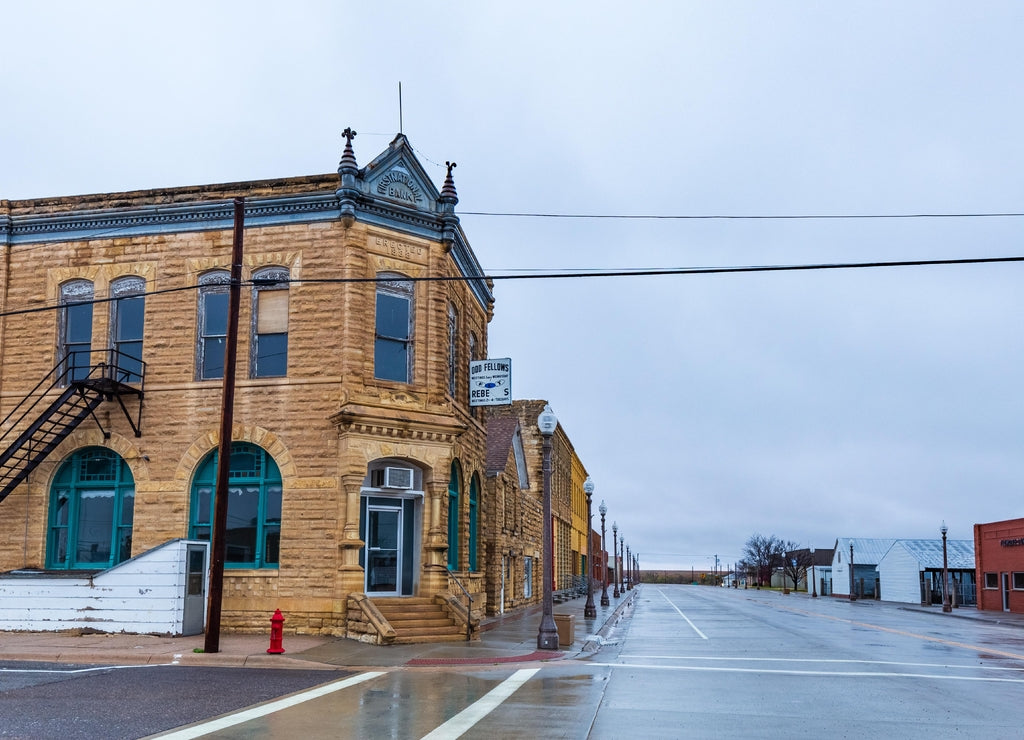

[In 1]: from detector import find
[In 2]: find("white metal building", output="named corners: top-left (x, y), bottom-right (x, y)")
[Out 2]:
top-left (877, 539), bottom-right (975, 605)
top-left (831, 538), bottom-right (896, 598)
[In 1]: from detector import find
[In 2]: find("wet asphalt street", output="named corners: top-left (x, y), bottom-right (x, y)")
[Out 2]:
top-left (5, 585), bottom-right (1024, 738)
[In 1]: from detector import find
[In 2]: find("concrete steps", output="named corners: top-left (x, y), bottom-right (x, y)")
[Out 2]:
top-left (370, 597), bottom-right (467, 643)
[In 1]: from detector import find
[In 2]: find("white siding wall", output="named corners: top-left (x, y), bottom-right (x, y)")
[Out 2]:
top-left (0, 539), bottom-right (207, 634)
top-left (832, 547), bottom-right (850, 596)
top-left (878, 544), bottom-right (924, 604)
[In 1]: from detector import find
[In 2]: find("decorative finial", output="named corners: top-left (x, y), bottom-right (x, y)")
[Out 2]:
top-left (339, 128), bottom-right (359, 174)
top-left (440, 161), bottom-right (458, 204)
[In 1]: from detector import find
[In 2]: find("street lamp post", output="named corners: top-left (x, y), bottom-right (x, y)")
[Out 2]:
top-left (626, 543), bottom-right (632, 590)
top-left (810, 546), bottom-right (818, 597)
top-left (583, 477), bottom-right (597, 619)
top-left (536, 404), bottom-right (559, 650)
top-left (614, 536), bottom-right (622, 593)
top-left (941, 521), bottom-right (952, 613)
top-left (612, 523), bottom-right (620, 598)
top-left (599, 500), bottom-right (610, 607)
top-left (849, 541), bottom-right (857, 601)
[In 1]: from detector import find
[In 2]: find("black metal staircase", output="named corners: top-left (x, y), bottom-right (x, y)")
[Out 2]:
top-left (0, 349), bottom-right (144, 503)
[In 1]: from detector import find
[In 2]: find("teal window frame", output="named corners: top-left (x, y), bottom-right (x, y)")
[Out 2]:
top-left (447, 461), bottom-right (460, 570)
top-left (47, 447), bottom-right (135, 570)
top-left (468, 475), bottom-right (479, 571)
top-left (188, 443), bottom-right (282, 569)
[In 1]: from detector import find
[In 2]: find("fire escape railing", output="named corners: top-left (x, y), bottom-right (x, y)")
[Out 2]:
top-left (0, 349), bottom-right (145, 503)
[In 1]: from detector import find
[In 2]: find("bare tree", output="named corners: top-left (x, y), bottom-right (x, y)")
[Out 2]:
top-left (781, 543), bottom-right (814, 591)
top-left (741, 534), bottom-right (785, 587)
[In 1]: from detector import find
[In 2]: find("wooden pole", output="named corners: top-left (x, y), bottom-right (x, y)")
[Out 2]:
top-left (204, 198), bottom-right (245, 653)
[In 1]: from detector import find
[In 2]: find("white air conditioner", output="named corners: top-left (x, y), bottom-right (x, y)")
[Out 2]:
top-left (374, 466), bottom-right (414, 490)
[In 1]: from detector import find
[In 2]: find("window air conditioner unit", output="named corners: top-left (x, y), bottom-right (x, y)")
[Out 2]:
top-left (374, 466), bottom-right (414, 490)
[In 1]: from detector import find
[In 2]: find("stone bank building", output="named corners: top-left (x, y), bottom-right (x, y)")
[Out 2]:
top-left (0, 133), bottom-right (503, 641)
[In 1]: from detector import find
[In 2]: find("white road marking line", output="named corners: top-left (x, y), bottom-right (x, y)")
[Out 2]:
top-left (420, 667), bottom-right (539, 740)
top-left (153, 671), bottom-right (386, 739)
top-left (592, 662), bottom-right (1024, 683)
top-left (657, 588), bottom-right (708, 639)
top-left (618, 655), bottom-right (1024, 672)
top-left (0, 664), bottom-right (155, 674)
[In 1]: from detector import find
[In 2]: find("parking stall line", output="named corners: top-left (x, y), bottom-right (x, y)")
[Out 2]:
top-left (592, 661), bottom-right (1024, 684)
top-left (657, 588), bottom-right (708, 639)
top-left (419, 668), bottom-right (540, 740)
top-left (153, 671), bottom-right (387, 739)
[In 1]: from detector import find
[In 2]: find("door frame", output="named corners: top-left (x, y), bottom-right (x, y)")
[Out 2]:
top-left (364, 503), bottom-right (403, 596)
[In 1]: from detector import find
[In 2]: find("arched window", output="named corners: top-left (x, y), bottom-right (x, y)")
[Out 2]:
top-left (196, 270), bottom-right (230, 380)
top-left (250, 267), bottom-right (289, 378)
top-left (47, 447), bottom-right (135, 570)
top-left (375, 274), bottom-right (414, 383)
top-left (447, 460), bottom-right (460, 570)
top-left (447, 303), bottom-right (458, 397)
top-left (58, 279), bottom-right (94, 382)
top-left (110, 276), bottom-right (145, 382)
top-left (469, 474), bottom-right (480, 572)
top-left (189, 443), bottom-right (282, 569)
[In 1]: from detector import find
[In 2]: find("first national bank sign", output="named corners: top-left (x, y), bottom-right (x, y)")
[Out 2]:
top-left (469, 358), bottom-right (512, 406)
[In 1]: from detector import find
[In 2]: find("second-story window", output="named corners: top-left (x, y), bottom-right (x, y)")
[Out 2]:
top-left (59, 280), bottom-right (94, 382)
top-left (197, 271), bottom-right (230, 380)
top-left (447, 303), bottom-right (458, 397)
top-left (251, 268), bottom-right (289, 378)
top-left (110, 276), bottom-right (145, 382)
top-left (374, 274), bottom-right (413, 383)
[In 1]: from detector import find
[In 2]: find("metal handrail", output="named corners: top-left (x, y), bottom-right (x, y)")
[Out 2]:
top-left (428, 564), bottom-right (475, 642)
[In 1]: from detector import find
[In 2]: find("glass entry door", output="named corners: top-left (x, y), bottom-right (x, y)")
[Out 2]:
top-left (366, 505), bottom-right (402, 595)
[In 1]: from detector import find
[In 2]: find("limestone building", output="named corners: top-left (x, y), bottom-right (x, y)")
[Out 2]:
top-left (483, 400), bottom-right (592, 615)
top-left (0, 132), bottom-right (493, 640)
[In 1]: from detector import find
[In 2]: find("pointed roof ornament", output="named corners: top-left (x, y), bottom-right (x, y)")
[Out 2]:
top-left (439, 161), bottom-right (458, 206)
top-left (338, 127), bottom-right (359, 175)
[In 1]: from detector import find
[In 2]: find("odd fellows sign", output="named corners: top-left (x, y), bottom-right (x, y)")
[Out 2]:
top-left (469, 358), bottom-right (512, 406)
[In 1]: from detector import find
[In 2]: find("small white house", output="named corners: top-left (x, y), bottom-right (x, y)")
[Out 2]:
top-left (877, 539), bottom-right (975, 605)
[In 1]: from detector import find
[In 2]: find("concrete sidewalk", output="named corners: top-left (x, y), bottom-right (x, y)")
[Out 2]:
top-left (0, 589), bottom-right (638, 670)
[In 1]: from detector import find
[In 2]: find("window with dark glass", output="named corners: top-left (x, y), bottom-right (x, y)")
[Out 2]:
top-left (984, 572), bottom-right (999, 589)
top-left (59, 280), bottom-right (94, 382)
top-left (1014, 572), bottom-right (1024, 590)
top-left (374, 275), bottom-right (413, 383)
top-left (447, 303), bottom-right (458, 397)
top-left (197, 271), bottom-right (230, 380)
top-left (188, 443), bottom-right (282, 569)
top-left (468, 475), bottom-right (479, 571)
top-left (251, 268), bottom-right (289, 378)
top-left (47, 447), bottom-right (135, 570)
top-left (447, 461), bottom-right (460, 570)
top-left (110, 276), bottom-right (145, 382)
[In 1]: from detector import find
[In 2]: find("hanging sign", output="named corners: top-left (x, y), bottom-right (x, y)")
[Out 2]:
top-left (469, 358), bottom-right (512, 406)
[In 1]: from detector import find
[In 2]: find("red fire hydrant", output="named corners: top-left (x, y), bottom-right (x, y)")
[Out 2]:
top-left (267, 609), bottom-right (286, 654)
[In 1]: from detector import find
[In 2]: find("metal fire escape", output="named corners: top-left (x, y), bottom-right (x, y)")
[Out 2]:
top-left (0, 349), bottom-right (144, 503)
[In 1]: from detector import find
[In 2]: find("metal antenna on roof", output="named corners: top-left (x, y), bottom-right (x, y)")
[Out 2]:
top-left (399, 81), bottom-right (403, 134)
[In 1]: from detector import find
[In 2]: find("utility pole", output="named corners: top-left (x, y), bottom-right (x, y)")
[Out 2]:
top-left (204, 198), bottom-right (245, 654)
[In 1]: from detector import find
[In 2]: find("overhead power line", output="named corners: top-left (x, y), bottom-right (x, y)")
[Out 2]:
top-left (1, 253), bottom-right (1021, 321)
top-left (461, 211), bottom-right (1024, 220)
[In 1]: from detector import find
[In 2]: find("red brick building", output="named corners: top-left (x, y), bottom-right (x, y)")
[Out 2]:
top-left (974, 517), bottom-right (1024, 613)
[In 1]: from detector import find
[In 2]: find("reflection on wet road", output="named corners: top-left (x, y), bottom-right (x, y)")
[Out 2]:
top-left (156, 586), bottom-right (1024, 739)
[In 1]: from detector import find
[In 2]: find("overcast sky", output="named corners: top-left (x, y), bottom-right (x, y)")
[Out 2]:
top-left (3, 2), bottom-right (1022, 570)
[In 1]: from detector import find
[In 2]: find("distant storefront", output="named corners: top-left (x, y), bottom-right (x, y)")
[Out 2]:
top-left (974, 518), bottom-right (1024, 614)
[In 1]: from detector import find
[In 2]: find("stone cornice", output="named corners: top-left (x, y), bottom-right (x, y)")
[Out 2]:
top-left (330, 403), bottom-right (467, 445)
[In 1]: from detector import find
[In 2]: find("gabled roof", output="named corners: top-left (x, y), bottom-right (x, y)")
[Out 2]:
top-left (835, 538), bottom-right (898, 565)
top-left (883, 539), bottom-right (975, 570)
top-left (486, 416), bottom-right (529, 489)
